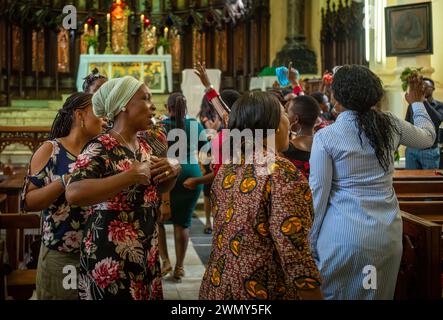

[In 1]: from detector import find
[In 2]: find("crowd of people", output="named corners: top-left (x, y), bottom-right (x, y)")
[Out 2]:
top-left (20, 62), bottom-right (440, 300)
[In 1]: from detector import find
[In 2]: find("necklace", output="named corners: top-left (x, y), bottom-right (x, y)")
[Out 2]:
top-left (111, 129), bottom-right (138, 159)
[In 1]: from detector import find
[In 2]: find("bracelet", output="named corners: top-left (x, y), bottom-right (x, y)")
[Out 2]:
top-left (204, 85), bottom-right (214, 93)
top-left (205, 88), bottom-right (219, 101)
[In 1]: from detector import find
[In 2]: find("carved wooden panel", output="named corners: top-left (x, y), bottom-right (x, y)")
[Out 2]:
top-left (394, 211), bottom-right (442, 300)
top-left (321, 0), bottom-right (367, 72)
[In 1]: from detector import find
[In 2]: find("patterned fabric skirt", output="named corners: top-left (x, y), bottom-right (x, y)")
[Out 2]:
top-left (36, 243), bottom-right (80, 300)
top-left (78, 207), bottom-right (163, 300)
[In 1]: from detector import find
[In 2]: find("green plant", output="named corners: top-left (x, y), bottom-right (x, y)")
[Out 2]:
top-left (400, 67), bottom-right (423, 92)
top-left (394, 149), bottom-right (400, 163)
top-left (156, 37), bottom-right (170, 51)
top-left (84, 34), bottom-right (98, 49)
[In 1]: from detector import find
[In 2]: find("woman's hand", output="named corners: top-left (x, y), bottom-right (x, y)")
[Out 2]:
top-left (151, 156), bottom-right (181, 184)
top-left (127, 160), bottom-right (151, 185)
top-left (194, 61), bottom-right (212, 89)
top-left (286, 62), bottom-right (298, 86)
top-left (405, 74), bottom-right (425, 104)
top-left (183, 178), bottom-right (197, 190)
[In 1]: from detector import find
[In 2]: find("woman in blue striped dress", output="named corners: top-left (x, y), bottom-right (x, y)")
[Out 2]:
top-left (309, 65), bottom-right (435, 300)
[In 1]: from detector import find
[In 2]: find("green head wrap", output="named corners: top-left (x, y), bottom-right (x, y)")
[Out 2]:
top-left (92, 76), bottom-right (144, 120)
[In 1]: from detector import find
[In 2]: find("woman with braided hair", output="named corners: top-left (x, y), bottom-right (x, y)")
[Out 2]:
top-left (21, 92), bottom-right (105, 299)
top-left (82, 68), bottom-right (107, 94)
top-left (309, 65), bottom-right (436, 299)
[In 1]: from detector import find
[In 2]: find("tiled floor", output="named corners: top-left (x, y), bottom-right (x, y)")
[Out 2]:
top-left (162, 213), bottom-right (212, 300)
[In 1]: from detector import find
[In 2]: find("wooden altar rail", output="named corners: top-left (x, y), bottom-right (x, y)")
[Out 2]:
top-left (0, 126), bottom-right (51, 154)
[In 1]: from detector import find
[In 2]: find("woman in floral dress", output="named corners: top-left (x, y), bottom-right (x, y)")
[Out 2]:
top-left (21, 92), bottom-right (105, 299)
top-left (66, 77), bottom-right (179, 300)
top-left (199, 92), bottom-right (323, 300)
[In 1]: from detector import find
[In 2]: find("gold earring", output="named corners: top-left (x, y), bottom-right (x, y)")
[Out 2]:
top-left (276, 128), bottom-right (280, 133)
top-left (81, 120), bottom-right (85, 128)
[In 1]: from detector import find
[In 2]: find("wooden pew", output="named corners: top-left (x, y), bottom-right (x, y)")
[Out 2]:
top-left (0, 213), bottom-right (40, 300)
top-left (0, 240), bottom-right (5, 300)
top-left (0, 193), bottom-right (6, 213)
top-left (399, 201), bottom-right (443, 225)
top-left (0, 167), bottom-right (26, 213)
top-left (394, 170), bottom-right (443, 181)
top-left (394, 181), bottom-right (443, 201)
top-left (395, 211), bottom-right (442, 300)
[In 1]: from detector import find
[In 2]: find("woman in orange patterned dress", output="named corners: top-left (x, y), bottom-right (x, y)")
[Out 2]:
top-left (199, 92), bottom-right (322, 300)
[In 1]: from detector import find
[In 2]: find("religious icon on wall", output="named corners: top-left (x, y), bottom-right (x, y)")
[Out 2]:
top-left (57, 29), bottom-right (70, 73)
top-left (144, 26), bottom-right (158, 54)
top-left (111, 0), bottom-right (130, 54)
top-left (32, 30), bottom-right (45, 72)
top-left (192, 27), bottom-right (202, 66)
top-left (12, 26), bottom-right (23, 71)
top-left (170, 28), bottom-right (182, 73)
top-left (385, 2), bottom-right (433, 56)
top-left (214, 27), bottom-right (228, 72)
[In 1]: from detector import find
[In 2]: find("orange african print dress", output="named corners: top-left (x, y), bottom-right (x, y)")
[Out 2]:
top-left (199, 156), bottom-right (321, 300)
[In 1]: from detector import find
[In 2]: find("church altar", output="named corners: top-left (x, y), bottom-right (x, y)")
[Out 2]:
top-left (76, 54), bottom-right (173, 94)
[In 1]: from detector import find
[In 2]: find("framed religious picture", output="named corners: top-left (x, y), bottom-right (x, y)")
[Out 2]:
top-left (385, 2), bottom-right (433, 56)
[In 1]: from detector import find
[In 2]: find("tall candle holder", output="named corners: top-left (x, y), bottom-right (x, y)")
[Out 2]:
top-left (121, 9), bottom-right (131, 54)
top-left (138, 14), bottom-right (145, 54)
top-left (104, 13), bottom-right (112, 54)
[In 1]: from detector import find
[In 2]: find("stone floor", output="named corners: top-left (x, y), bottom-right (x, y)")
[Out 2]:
top-left (162, 212), bottom-right (212, 300)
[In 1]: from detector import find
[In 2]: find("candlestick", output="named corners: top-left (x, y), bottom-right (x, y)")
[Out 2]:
top-left (164, 27), bottom-right (168, 39)
top-left (84, 23), bottom-right (88, 34)
top-left (105, 13), bottom-right (112, 54)
top-left (95, 24), bottom-right (99, 36)
top-left (140, 14), bottom-right (145, 28)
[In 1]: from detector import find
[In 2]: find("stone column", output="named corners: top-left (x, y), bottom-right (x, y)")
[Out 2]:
top-left (274, 0), bottom-right (317, 74)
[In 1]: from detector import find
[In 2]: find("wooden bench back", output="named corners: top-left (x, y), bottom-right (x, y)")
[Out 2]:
top-left (395, 211), bottom-right (442, 300)
top-left (0, 240), bottom-right (5, 300)
top-left (394, 181), bottom-right (443, 194)
top-left (398, 201), bottom-right (443, 225)
top-left (0, 214), bottom-right (40, 270)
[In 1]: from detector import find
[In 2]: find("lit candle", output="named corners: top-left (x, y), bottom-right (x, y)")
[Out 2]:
top-left (107, 13), bottom-right (110, 24)
top-left (140, 14), bottom-right (144, 28)
top-left (164, 27), bottom-right (168, 38)
top-left (95, 24), bottom-right (99, 35)
top-left (152, 26), bottom-right (156, 34)
top-left (84, 23), bottom-right (88, 34)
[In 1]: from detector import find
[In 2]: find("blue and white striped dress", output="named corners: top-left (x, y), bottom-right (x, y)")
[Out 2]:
top-left (309, 102), bottom-right (436, 300)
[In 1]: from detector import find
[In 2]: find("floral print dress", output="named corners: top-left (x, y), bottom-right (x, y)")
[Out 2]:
top-left (21, 139), bottom-right (87, 252)
top-left (70, 134), bottom-right (163, 300)
top-left (199, 156), bottom-right (321, 300)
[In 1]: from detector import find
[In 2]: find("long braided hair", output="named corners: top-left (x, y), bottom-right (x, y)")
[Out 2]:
top-left (167, 92), bottom-right (187, 130)
top-left (50, 92), bottom-right (92, 139)
top-left (332, 65), bottom-right (399, 172)
top-left (82, 68), bottom-right (107, 93)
